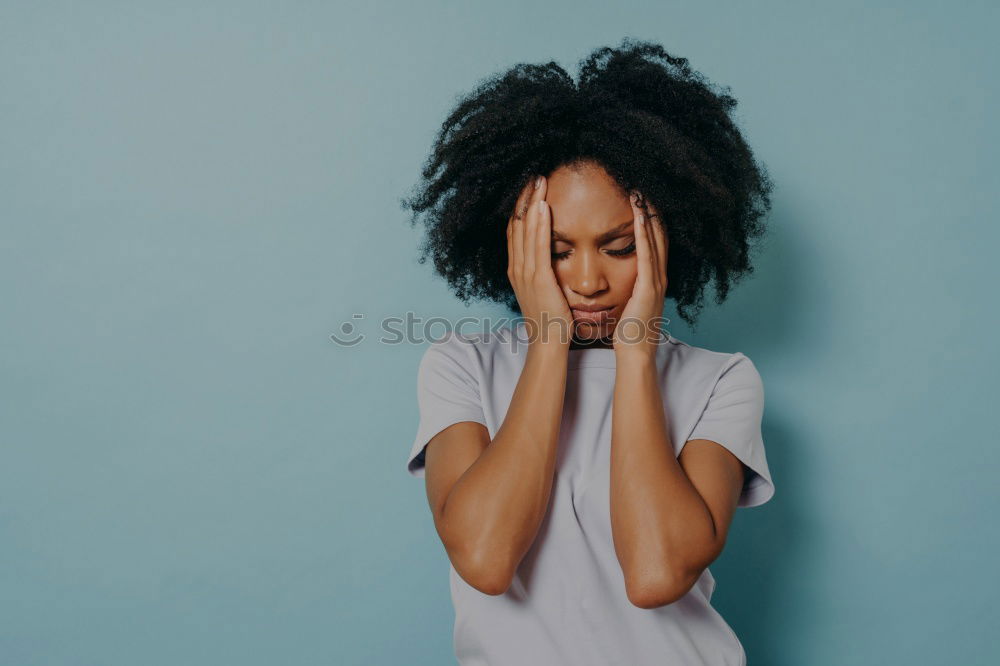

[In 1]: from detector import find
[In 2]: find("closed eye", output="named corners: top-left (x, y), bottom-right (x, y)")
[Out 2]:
top-left (552, 241), bottom-right (636, 261)
top-left (606, 241), bottom-right (636, 256)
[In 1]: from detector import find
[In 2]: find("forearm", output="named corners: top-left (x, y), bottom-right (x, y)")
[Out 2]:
top-left (442, 341), bottom-right (569, 589)
top-left (609, 354), bottom-right (716, 603)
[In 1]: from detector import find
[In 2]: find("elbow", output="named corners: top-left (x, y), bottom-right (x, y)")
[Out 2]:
top-left (461, 561), bottom-right (514, 596)
top-left (623, 534), bottom-right (726, 609)
top-left (438, 512), bottom-right (517, 596)
top-left (468, 570), bottom-right (513, 596)
top-left (450, 545), bottom-right (515, 596)
top-left (625, 564), bottom-right (708, 609)
top-left (626, 578), bottom-right (686, 610)
top-left (624, 566), bottom-right (701, 609)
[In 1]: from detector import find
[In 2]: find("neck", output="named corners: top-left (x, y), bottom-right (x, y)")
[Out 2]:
top-left (570, 335), bottom-right (614, 350)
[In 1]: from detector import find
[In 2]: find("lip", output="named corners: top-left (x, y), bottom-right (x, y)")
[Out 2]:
top-left (571, 305), bottom-right (615, 325)
top-left (570, 304), bottom-right (614, 312)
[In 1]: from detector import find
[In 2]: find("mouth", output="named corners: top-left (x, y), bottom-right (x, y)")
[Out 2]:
top-left (571, 306), bottom-right (615, 325)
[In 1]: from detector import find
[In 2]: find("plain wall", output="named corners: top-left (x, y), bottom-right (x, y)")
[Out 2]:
top-left (1, 1), bottom-right (997, 664)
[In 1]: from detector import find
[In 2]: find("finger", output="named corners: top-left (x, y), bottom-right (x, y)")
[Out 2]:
top-left (651, 202), bottom-right (668, 271)
top-left (643, 199), bottom-right (665, 289)
top-left (524, 198), bottom-right (538, 276)
top-left (631, 192), bottom-right (650, 291)
top-left (512, 205), bottom-right (525, 280)
top-left (514, 177), bottom-right (535, 221)
top-left (506, 215), bottom-right (514, 280)
top-left (644, 215), bottom-right (665, 340)
top-left (508, 178), bottom-right (534, 277)
top-left (661, 221), bottom-right (669, 291)
top-left (523, 176), bottom-right (547, 275)
top-left (651, 215), bottom-right (667, 291)
top-left (646, 214), bottom-right (661, 293)
top-left (535, 197), bottom-right (551, 279)
top-left (637, 193), bottom-right (661, 292)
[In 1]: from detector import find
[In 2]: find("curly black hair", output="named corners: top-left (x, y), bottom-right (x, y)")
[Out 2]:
top-left (399, 37), bottom-right (773, 328)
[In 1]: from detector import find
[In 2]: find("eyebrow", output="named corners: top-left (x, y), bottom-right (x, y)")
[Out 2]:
top-left (551, 220), bottom-right (635, 243)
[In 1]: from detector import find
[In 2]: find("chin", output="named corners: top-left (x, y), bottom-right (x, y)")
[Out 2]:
top-left (571, 320), bottom-right (614, 340)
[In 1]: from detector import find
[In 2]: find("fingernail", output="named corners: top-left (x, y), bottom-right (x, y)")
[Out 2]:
top-left (535, 176), bottom-right (543, 189)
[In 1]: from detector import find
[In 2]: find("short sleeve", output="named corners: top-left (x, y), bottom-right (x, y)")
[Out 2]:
top-left (686, 353), bottom-right (775, 508)
top-left (406, 333), bottom-right (488, 477)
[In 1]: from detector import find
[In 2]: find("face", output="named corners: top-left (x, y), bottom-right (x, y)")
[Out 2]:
top-left (545, 162), bottom-right (641, 341)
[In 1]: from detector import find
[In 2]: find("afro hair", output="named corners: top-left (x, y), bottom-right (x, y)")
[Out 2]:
top-left (400, 37), bottom-right (773, 328)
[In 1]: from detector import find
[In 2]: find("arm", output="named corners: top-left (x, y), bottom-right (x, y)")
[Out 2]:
top-left (610, 355), bottom-right (745, 609)
top-left (608, 190), bottom-right (744, 608)
top-left (425, 342), bottom-right (568, 595)
top-left (424, 174), bottom-right (573, 596)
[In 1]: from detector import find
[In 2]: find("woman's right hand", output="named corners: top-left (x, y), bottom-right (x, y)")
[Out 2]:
top-left (506, 175), bottom-right (574, 347)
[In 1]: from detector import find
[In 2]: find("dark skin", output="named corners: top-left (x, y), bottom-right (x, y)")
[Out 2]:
top-left (424, 161), bottom-right (746, 607)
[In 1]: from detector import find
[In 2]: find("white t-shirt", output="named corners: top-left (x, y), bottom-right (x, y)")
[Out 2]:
top-left (407, 321), bottom-right (774, 666)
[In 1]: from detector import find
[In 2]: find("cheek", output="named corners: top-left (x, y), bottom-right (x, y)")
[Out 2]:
top-left (607, 262), bottom-right (638, 295)
top-left (552, 265), bottom-right (575, 294)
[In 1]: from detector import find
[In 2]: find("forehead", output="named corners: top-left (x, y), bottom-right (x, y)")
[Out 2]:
top-left (545, 164), bottom-right (633, 239)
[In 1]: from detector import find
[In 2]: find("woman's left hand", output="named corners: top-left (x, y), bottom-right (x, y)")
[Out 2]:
top-left (613, 191), bottom-right (669, 359)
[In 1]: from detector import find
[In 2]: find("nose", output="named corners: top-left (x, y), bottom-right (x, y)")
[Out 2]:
top-left (567, 249), bottom-right (609, 298)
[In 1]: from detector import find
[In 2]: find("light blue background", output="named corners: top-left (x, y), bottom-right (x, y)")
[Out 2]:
top-left (2, 2), bottom-right (996, 665)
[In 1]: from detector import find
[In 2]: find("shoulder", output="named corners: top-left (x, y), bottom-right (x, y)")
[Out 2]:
top-left (416, 325), bottom-right (521, 377)
top-left (665, 335), bottom-right (763, 392)
top-left (420, 327), bottom-right (481, 361)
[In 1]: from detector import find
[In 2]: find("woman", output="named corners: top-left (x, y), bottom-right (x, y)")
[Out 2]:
top-left (402, 38), bottom-right (775, 666)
